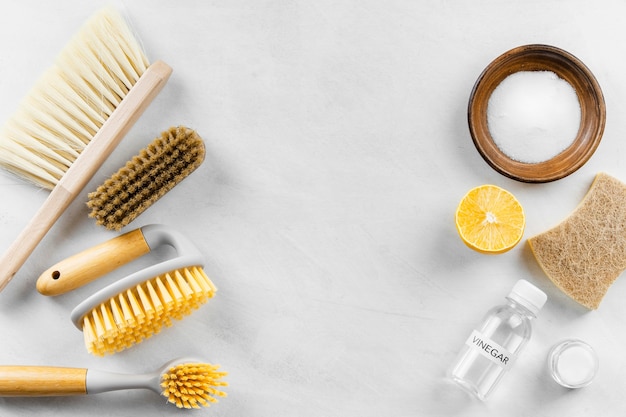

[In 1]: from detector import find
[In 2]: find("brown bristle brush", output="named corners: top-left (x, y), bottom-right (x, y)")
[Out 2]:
top-left (0, 8), bottom-right (172, 293)
top-left (87, 126), bottom-right (205, 231)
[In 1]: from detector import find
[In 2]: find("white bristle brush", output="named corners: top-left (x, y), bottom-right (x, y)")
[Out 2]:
top-left (0, 8), bottom-right (172, 293)
top-left (0, 358), bottom-right (228, 409)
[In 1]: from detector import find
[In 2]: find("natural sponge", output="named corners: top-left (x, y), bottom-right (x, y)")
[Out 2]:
top-left (528, 173), bottom-right (626, 309)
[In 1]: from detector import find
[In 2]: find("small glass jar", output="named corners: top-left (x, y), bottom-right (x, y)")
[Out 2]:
top-left (548, 339), bottom-right (599, 388)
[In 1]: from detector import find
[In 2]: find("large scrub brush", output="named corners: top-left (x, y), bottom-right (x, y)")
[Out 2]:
top-left (0, 7), bottom-right (172, 293)
top-left (37, 224), bottom-right (217, 356)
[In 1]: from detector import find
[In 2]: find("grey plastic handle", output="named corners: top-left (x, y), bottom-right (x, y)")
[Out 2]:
top-left (70, 224), bottom-right (204, 329)
top-left (85, 357), bottom-right (200, 395)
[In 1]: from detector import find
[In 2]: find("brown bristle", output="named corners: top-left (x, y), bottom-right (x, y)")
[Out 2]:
top-left (82, 266), bottom-right (216, 356)
top-left (161, 362), bottom-right (228, 409)
top-left (87, 126), bottom-right (205, 231)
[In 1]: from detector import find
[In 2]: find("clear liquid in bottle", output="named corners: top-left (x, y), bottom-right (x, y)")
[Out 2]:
top-left (447, 279), bottom-right (547, 400)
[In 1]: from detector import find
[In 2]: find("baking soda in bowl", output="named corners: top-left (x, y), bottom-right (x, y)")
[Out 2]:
top-left (487, 71), bottom-right (581, 163)
top-left (548, 339), bottom-right (599, 388)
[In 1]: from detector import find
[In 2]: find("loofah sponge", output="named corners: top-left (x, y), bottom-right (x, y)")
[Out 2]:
top-left (87, 126), bottom-right (205, 231)
top-left (528, 173), bottom-right (626, 309)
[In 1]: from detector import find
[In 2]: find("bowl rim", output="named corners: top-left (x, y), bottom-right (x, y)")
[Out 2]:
top-left (468, 44), bottom-right (606, 183)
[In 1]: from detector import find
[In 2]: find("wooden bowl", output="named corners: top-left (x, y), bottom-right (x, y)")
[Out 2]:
top-left (468, 44), bottom-right (606, 183)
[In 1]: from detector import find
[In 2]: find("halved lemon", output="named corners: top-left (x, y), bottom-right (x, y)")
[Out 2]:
top-left (455, 184), bottom-right (525, 254)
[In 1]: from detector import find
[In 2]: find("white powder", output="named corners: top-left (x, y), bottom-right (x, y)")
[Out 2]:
top-left (487, 71), bottom-right (581, 163)
top-left (556, 344), bottom-right (597, 386)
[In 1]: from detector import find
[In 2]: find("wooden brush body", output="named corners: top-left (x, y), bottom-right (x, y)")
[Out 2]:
top-left (0, 8), bottom-right (172, 293)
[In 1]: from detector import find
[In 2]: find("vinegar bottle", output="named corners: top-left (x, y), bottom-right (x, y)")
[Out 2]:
top-left (447, 279), bottom-right (547, 400)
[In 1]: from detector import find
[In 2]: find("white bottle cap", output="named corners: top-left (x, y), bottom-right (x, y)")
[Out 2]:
top-left (507, 279), bottom-right (547, 316)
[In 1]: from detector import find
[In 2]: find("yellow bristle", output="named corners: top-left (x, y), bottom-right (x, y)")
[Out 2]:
top-left (163, 274), bottom-right (185, 320)
top-left (197, 267), bottom-right (217, 295)
top-left (92, 309), bottom-right (106, 340)
top-left (83, 316), bottom-right (97, 355)
top-left (83, 267), bottom-right (216, 356)
top-left (100, 303), bottom-right (116, 340)
top-left (127, 289), bottom-right (146, 324)
top-left (155, 276), bottom-right (175, 310)
top-left (0, 7), bottom-right (149, 190)
top-left (185, 270), bottom-right (205, 309)
top-left (109, 297), bottom-right (125, 329)
top-left (174, 270), bottom-right (194, 301)
top-left (160, 362), bottom-right (228, 409)
top-left (146, 281), bottom-right (164, 314)
top-left (165, 273), bottom-right (184, 303)
top-left (136, 285), bottom-right (155, 320)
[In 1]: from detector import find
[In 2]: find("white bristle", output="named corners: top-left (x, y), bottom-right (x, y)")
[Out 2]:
top-left (0, 8), bottom-right (149, 190)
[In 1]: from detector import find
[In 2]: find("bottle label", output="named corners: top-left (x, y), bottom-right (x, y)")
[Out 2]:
top-left (465, 330), bottom-right (515, 369)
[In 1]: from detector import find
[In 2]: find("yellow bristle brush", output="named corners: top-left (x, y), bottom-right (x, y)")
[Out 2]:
top-left (0, 358), bottom-right (228, 409)
top-left (0, 8), bottom-right (172, 293)
top-left (36, 224), bottom-right (217, 356)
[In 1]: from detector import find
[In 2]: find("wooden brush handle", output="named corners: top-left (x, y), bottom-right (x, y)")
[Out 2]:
top-left (0, 366), bottom-right (86, 396)
top-left (0, 61), bottom-right (172, 294)
top-left (37, 228), bottom-right (151, 296)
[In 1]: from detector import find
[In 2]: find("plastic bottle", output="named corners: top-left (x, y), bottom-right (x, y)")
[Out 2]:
top-left (447, 279), bottom-right (547, 400)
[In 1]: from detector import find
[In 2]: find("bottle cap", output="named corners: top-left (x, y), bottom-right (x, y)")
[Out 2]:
top-left (507, 279), bottom-right (547, 316)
